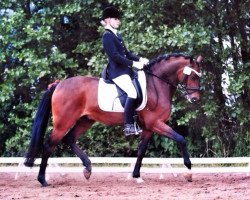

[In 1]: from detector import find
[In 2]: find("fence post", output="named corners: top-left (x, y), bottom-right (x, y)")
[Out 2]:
top-left (159, 164), bottom-right (178, 179)
top-left (247, 162), bottom-right (250, 176)
top-left (127, 163), bottom-right (134, 180)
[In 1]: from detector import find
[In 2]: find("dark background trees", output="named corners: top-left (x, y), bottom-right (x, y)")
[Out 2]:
top-left (0, 0), bottom-right (249, 157)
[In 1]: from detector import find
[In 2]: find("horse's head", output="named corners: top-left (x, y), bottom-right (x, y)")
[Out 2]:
top-left (177, 56), bottom-right (203, 103)
top-left (144, 53), bottom-right (203, 103)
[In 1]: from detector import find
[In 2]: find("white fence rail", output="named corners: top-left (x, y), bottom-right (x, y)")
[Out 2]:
top-left (0, 157), bottom-right (249, 180)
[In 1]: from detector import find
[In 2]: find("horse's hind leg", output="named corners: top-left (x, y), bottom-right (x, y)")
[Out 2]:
top-left (37, 129), bottom-right (64, 186)
top-left (63, 116), bottom-right (94, 180)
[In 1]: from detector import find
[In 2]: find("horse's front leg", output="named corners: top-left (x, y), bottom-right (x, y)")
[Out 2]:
top-left (153, 121), bottom-right (192, 181)
top-left (133, 131), bottom-right (153, 182)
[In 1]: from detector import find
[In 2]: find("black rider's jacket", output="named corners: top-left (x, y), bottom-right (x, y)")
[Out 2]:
top-left (102, 29), bottom-right (139, 79)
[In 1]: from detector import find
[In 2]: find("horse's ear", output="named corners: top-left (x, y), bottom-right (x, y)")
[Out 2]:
top-left (196, 55), bottom-right (203, 64)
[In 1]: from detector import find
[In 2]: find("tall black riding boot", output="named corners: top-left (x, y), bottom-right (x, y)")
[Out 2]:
top-left (124, 97), bottom-right (142, 136)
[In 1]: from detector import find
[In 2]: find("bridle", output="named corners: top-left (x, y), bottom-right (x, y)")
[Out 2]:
top-left (142, 63), bottom-right (201, 96)
top-left (179, 65), bottom-right (201, 95)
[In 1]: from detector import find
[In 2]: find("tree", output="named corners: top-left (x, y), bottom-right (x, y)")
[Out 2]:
top-left (0, 0), bottom-right (249, 157)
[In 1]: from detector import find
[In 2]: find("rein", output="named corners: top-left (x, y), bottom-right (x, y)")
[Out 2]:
top-left (143, 68), bottom-right (177, 88)
top-left (142, 65), bottom-right (201, 95)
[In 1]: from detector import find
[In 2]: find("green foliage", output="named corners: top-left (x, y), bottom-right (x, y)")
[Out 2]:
top-left (0, 0), bottom-right (249, 158)
top-left (78, 123), bottom-right (140, 157)
top-left (147, 135), bottom-right (179, 158)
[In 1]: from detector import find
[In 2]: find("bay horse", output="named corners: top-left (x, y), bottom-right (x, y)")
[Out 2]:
top-left (24, 53), bottom-right (203, 186)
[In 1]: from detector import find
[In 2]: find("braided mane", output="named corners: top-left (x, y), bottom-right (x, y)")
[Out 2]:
top-left (145, 53), bottom-right (193, 69)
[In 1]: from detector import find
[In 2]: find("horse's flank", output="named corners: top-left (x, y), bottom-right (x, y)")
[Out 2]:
top-left (54, 75), bottom-right (125, 127)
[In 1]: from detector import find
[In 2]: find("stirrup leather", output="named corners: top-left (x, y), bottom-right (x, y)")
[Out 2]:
top-left (134, 121), bottom-right (142, 135)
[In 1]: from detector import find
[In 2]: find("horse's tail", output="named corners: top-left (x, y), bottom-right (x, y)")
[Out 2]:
top-left (24, 83), bottom-right (58, 167)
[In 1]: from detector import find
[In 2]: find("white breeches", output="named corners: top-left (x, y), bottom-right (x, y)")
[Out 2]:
top-left (112, 74), bottom-right (137, 99)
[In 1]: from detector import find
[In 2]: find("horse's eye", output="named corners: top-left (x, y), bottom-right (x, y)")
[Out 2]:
top-left (191, 75), bottom-right (198, 81)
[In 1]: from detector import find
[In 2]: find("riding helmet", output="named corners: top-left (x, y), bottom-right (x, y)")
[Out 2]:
top-left (101, 6), bottom-right (121, 20)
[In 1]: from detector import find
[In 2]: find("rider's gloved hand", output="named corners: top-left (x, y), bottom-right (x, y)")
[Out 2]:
top-left (139, 57), bottom-right (149, 65)
top-left (133, 61), bottom-right (144, 69)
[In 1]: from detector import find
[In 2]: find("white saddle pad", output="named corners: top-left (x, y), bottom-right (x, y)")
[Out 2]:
top-left (98, 71), bottom-right (147, 112)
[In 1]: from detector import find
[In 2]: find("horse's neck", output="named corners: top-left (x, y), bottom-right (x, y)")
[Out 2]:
top-left (147, 64), bottom-right (177, 109)
top-left (153, 59), bottom-right (184, 85)
top-left (148, 59), bottom-right (187, 105)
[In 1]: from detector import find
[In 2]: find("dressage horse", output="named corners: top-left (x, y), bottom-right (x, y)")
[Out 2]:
top-left (24, 53), bottom-right (203, 186)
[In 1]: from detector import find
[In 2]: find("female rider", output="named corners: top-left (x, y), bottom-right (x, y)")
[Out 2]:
top-left (101, 6), bottom-right (148, 136)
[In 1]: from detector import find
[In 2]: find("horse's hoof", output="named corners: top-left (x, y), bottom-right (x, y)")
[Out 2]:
top-left (38, 176), bottom-right (49, 187)
top-left (83, 169), bottom-right (91, 180)
top-left (24, 158), bottom-right (34, 167)
top-left (183, 172), bottom-right (192, 182)
top-left (135, 177), bottom-right (144, 183)
top-left (41, 182), bottom-right (49, 187)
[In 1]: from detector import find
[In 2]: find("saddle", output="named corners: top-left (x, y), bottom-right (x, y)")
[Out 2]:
top-left (98, 67), bottom-right (147, 112)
